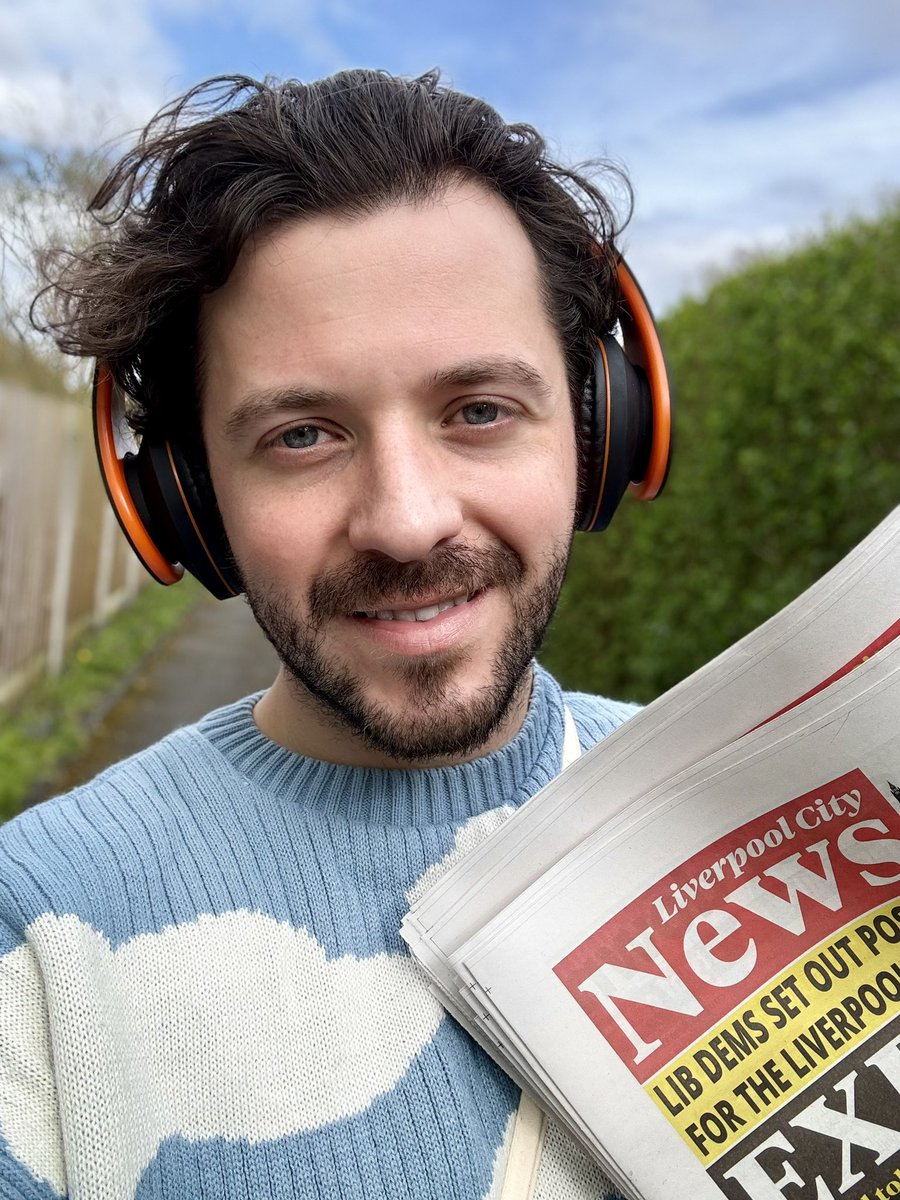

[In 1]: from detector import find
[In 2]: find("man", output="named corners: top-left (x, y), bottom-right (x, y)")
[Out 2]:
top-left (1, 71), bottom-right (655, 1199)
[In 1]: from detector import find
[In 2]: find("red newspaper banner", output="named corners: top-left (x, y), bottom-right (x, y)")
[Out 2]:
top-left (554, 770), bottom-right (900, 1084)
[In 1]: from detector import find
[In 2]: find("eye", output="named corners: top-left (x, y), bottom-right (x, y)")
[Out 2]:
top-left (443, 398), bottom-right (518, 435)
top-left (264, 423), bottom-right (342, 453)
top-left (280, 425), bottom-right (323, 449)
top-left (461, 401), bottom-right (501, 426)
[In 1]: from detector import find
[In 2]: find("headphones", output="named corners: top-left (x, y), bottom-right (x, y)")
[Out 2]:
top-left (93, 257), bottom-right (672, 601)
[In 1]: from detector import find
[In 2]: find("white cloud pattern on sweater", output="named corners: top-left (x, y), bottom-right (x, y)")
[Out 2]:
top-left (1, 909), bottom-right (443, 1200)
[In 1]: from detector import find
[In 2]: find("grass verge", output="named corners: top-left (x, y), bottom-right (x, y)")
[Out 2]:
top-left (0, 578), bottom-right (204, 824)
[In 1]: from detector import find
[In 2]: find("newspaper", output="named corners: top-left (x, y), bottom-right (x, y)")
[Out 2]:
top-left (403, 505), bottom-right (900, 1200)
top-left (402, 507), bottom-right (900, 997)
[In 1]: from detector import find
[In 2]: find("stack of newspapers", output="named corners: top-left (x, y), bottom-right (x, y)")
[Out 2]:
top-left (402, 505), bottom-right (900, 1200)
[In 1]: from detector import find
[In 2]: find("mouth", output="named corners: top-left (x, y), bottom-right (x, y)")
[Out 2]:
top-left (350, 589), bottom-right (482, 622)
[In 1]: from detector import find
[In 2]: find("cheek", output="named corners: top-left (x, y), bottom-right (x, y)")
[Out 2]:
top-left (538, 425), bottom-right (579, 514)
top-left (493, 439), bottom-right (578, 559)
top-left (214, 490), bottom-right (318, 596)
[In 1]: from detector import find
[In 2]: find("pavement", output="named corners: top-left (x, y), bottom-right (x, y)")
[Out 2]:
top-left (34, 595), bottom-right (280, 801)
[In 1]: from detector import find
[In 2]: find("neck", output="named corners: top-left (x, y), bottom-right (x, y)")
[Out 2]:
top-left (252, 667), bottom-right (533, 769)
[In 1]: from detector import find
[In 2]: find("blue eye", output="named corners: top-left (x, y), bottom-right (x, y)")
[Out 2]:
top-left (462, 402), bottom-right (500, 425)
top-left (280, 426), bottom-right (320, 449)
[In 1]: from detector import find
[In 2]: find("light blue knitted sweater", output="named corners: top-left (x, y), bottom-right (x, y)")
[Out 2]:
top-left (0, 665), bottom-right (635, 1200)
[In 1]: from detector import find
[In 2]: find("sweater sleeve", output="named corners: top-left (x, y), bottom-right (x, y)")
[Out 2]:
top-left (0, 904), bottom-right (68, 1200)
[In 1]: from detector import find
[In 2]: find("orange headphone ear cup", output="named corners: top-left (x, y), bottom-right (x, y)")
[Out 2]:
top-left (575, 259), bottom-right (673, 532)
top-left (93, 364), bottom-right (240, 599)
top-left (93, 363), bottom-right (183, 586)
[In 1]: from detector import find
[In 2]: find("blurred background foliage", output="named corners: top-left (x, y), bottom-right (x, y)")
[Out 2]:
top-left (0, 141), bottom-right (105, 392)
top-left (542, 201), bottom-right (900, 703)
top-left (0, 326), bottom-right (69, 394)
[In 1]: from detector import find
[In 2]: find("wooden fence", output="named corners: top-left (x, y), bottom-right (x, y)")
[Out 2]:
top-left (0, 382), bottom-right (145, 707)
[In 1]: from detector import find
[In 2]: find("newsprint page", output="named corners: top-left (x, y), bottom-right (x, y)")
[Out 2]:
top-left (405, 506), bottom-right (900, 1200)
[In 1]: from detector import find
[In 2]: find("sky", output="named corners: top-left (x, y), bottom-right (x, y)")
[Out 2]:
top-left (1, 0), bottom-right (899, 313)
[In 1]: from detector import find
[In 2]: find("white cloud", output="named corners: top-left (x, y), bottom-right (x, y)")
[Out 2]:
top-left (626, 71), bottom-right (900, 309)
top-left (527, 1), bottom-right (900, 311)
top-left (2, 910), bottom-right (444, 1198)
top-left (0, 0), bottom-right (178, 148)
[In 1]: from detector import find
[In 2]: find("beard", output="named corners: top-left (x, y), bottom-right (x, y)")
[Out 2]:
top-left (243, 538), bottom-right (571, 763)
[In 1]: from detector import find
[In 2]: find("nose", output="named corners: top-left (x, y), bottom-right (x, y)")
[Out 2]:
top-left (347, 430), bottom-right (464, 562)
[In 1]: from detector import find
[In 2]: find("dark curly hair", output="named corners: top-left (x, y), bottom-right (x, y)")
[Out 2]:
top-left (34, 69), bottom-right (630, 441)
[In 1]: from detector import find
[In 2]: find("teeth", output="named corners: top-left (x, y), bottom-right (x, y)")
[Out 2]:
top-left (360, 592), bottom-right (474, 621)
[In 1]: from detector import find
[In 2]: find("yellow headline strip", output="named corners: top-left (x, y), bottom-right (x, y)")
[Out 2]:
top-left (645, 900), bottom-right (900, 1162)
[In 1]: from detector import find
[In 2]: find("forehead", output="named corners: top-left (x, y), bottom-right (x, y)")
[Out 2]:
top-left (199, 180), bottom-right (563, 403)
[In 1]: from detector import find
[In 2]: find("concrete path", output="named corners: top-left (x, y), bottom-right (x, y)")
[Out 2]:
top-left (35, 595), bottom-right (279, 801)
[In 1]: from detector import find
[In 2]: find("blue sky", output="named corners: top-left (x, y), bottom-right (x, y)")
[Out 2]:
top-left (2, 0), bottom-right (899, 311)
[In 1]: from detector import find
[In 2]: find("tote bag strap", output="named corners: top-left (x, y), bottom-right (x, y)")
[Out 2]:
top-left (499, 1092), bottom-right (547, 1200)
top-left (499, 704), bottom-right (580, 1200)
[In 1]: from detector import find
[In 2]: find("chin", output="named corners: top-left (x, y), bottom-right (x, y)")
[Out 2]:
top-left (242, 536), bottom-right (569, 762)
top-left (281, 640), bottom-right (532, 763)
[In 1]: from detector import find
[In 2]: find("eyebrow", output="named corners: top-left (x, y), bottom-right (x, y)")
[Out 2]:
top-left (222, 386), bottom-right (345, 441)
top-left (426, 357), bottom-right (553, 400)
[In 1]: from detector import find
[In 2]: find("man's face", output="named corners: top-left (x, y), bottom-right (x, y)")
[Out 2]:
top-left (201, 180), bottom-right (578, 765)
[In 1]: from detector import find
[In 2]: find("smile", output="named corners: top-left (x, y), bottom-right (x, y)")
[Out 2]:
top-left (352, 591), bottom-right (477, 622)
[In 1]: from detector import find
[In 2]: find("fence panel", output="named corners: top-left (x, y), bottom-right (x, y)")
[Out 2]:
top-left (0, 383), bottom-right (145, 706)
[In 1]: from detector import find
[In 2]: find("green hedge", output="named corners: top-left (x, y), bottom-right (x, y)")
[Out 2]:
top-left (541, 203), bottom-right (900, 703)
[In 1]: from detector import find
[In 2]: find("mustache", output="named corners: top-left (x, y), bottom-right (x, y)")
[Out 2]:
top-left (308, 543), bottom-right (525, 623)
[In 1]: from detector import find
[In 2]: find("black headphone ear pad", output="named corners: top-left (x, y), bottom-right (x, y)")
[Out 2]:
top-left (171, 442), bottom-right (243, 596)
top-left (575, 259), bottom-right (672, 533)
top-left (146, 438), bottom-right (242, 599)
top-left (576, 344), bottom-right (610, 532)
top-left (577, 336), bottom-right (653, 533)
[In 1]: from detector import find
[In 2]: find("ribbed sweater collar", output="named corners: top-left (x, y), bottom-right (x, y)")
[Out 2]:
top-left (197, 663), bottom-right (567, 827)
